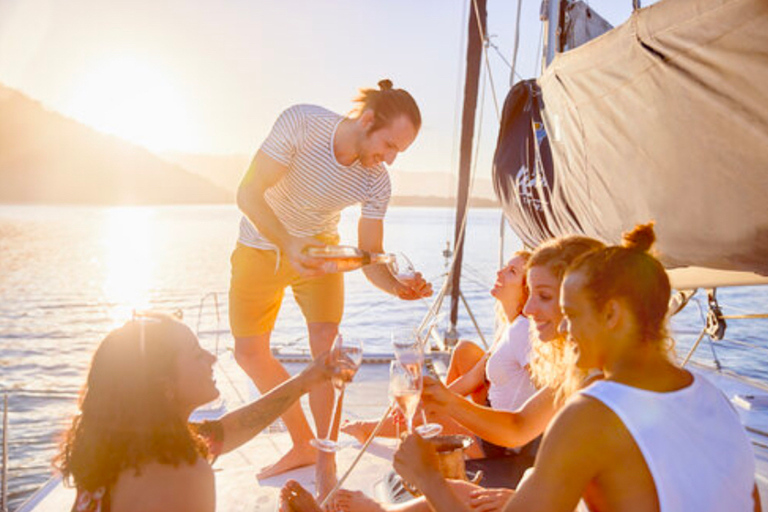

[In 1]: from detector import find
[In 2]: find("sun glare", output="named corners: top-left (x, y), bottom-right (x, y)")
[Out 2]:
top-left (66, 55), bottom-right (196, 152)
top-left (102, 207), bottom-right (154, 326)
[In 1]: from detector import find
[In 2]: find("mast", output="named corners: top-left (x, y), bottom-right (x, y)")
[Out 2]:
top-left (447, 0), bottom-right (487, 345)
top-left (542, 0), bottom-right (563, 71)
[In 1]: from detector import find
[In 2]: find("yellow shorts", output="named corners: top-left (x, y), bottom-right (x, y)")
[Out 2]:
top-left (228, 243), bottom-right (344, 337)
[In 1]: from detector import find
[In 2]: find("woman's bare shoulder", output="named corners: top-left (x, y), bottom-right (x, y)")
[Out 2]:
top-left (111, 457), bottom-right (215, 512)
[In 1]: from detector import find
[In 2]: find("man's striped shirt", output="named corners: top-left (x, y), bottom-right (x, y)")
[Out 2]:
top-left (238, 104), bottom-right (391, 251)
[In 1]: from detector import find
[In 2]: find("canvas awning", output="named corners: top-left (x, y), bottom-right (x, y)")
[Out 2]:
top-left (498, 0), bottom-right (768, 285)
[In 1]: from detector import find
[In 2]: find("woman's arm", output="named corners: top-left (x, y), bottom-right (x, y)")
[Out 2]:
top-left (423, 377), bottom-right (557, 448)
top-left (216, 354), bottom-right (333, 453)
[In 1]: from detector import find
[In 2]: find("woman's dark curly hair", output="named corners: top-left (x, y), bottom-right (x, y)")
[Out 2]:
top-left (54, 313), bottom-right (208, 491)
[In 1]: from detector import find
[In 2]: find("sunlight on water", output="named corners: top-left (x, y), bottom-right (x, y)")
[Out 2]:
top-left (102, 207), bottom-right (154, 326)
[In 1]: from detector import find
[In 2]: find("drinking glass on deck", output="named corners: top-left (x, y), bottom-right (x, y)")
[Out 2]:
top-left (310, 334), bottom-right (364, 453)
top-left (391, 329), bottom-right (444, 438)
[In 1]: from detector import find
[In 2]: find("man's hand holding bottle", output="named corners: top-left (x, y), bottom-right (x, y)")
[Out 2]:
top-left (284, 236), bottom-right (328, 277)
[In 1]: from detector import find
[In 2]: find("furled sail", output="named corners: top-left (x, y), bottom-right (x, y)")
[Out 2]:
top-left (494, 0), bottom-right (768, 288)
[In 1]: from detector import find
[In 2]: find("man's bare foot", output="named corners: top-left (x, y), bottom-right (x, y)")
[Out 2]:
top-left (340, 420), bottom-right (376, 445)
top-left (315, 452), bottom-right (338, 502)
top-left (258, 443), bottom-right (317, 480)
top-left (280, 480), bottom-right (323, 512)
top-left (331, 489), bottom-right (388, 512)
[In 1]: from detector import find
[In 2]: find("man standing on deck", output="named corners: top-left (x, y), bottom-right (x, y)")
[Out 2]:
top-left (230, 79), bottom-right (432, 497)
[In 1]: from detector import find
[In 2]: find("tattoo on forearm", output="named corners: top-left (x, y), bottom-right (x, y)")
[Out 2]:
top-left (235, 388), bottom-right (298, 430)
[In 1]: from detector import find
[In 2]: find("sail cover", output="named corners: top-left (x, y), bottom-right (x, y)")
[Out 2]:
top-left (495, 0), bottom-right (768, 287)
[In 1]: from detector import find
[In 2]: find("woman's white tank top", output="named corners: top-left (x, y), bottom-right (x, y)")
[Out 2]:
top-left (580, 373), bottom-right (755, 512)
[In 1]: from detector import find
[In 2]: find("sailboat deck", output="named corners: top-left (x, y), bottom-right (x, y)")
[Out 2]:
top-left (17, 358), bottom-right (768, 511)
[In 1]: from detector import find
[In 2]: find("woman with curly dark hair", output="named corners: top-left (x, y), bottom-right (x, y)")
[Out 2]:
top-left (55, 312), bottom-right (337, 512)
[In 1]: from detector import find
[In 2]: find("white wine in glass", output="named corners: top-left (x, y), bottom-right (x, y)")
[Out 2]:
top-left (391, 330), bottom-right (443, 438)
top-left (389, 360), bottom-right (421, 434)
top-left (311, 334), bottom-right (363, 452)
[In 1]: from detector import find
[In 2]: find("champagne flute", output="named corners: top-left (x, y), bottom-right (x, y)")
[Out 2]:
top-left (310, 334), bottom-right (363, 452)
top-left (391, 330), bottom-right (443, 438)
top-left (388, 361), bottom-right (401, 441)
top-left (389, 360), bottom-right (422, 435)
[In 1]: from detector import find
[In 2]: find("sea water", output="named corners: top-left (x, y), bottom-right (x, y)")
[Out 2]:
top-left (1, 204), bottom-right (767, 509)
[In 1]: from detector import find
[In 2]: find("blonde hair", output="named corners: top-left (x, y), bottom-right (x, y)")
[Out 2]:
top-left (526, 235), bottom-right (605, 404)
top-left (490, 250), bottom-right (532, 351)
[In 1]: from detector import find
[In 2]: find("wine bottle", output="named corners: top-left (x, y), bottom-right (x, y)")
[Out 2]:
top-left (305, 245), bottom-right (395, 273)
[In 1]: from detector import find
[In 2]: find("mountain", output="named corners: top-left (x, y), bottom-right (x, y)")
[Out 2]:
top-left (0, 84), bottom-right (230, 205)
top-left (159, 153), bottom-right (499, 206)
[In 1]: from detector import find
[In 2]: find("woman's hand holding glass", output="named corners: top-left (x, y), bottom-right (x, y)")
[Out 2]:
top-left (310, 334), bottom-right (363, 453)
top-left (391, 329), bottom-right (443, 438)
top-left (389, 360), bottom-right (422, 435)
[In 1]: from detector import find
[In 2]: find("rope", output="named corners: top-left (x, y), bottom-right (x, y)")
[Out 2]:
top-left (319, 403), bottom-right (395, 509)
top-left (509, 0), bottom-right (524, 86)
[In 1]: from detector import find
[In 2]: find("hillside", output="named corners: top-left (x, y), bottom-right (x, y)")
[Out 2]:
top-left (0, 84), bottom-right (230, 204)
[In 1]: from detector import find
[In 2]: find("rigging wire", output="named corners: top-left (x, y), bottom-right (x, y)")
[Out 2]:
top-left (486, 38), bottom-right (524, 82)
top-left (509, 0), bottom-right (524, 87)
top-left (535, 18), bottom-right (544, 75)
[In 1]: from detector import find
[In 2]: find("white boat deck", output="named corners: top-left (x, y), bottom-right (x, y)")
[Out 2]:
top-left (16, 357), bottom-right (768, 511)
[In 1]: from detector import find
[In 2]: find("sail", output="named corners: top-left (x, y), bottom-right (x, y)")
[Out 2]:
top-left (495, 0), bottom-right (768, 287)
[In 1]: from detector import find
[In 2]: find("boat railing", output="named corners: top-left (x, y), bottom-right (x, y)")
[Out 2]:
top-left (679, 290), bottom-right (768, 381)
top-left (2, 394), bottom-right (8, 512)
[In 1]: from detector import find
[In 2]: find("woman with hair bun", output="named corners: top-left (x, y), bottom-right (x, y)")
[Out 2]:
top-left (394, 223), bottom-right (760, 512)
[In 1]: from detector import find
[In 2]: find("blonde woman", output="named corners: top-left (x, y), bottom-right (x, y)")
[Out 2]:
top-left (340, 252), bottom-right (535, 458)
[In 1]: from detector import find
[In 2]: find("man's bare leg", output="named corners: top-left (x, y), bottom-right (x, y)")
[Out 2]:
top-left (235, 333), bottom-right (317, 478)
top-left (307, 322), bottom-right (339, 500)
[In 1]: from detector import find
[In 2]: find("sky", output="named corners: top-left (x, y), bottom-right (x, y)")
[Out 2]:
top-left (0, 0), bottom-right (648, 180)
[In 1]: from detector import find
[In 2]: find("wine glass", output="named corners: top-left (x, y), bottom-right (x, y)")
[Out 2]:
top-left (389, 360), bottom-right (422, 435)
top-left (391, 330), bottom-right (443, 438)
top-left (390, 252), bottom-right (419, 288)
top-left (310, 334), bottom-right (363, 452)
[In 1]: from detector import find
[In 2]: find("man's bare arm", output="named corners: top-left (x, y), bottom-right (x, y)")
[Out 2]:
top-left (358, 217), bottom-right (432, 299)
top-left (237, 151), bottom-right (323, 275)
